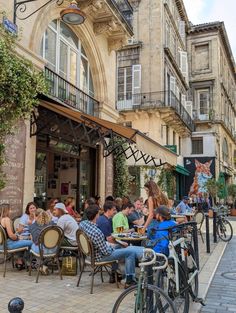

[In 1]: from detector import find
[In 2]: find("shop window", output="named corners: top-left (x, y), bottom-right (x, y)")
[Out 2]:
top-left (41, 19), bottom-right (94, 95)
top-left (192, 137), bottom-right (203, 154)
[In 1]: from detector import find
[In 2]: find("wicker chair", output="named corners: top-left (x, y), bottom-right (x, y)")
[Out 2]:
top-left (0, 225), bottom-right (29, 277)
top-left (29, 225), bottom-right (64, 283)
top-left (194, 211), bottom-right (205, 243)
top-left (76, 229), bottom-right (119, 294)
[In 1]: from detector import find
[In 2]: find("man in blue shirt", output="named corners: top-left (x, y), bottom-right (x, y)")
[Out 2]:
top-left (97, 201), bottom-right (117, 243)
top-left (147, 206), bottom-right (176, 256)
top-left (176, 196), bottom-right (192, 214)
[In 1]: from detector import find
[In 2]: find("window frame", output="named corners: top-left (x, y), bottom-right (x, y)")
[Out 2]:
top-left (191, 137), bottom-right (203, 155)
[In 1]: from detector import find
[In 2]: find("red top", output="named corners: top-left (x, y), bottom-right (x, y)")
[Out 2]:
top-left (66, 206), bottom-right (77, 218)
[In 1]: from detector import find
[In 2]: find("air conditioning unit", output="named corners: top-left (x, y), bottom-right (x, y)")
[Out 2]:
top-left (185, 101), bottom-right (193, 118)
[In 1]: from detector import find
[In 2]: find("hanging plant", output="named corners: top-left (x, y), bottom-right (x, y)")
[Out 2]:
top-left (113, 137), bottom-right (132, 197)
top-left (157, 165), bottom-right (176, 198)
top-left (0, 19), bottom-right (48, 189)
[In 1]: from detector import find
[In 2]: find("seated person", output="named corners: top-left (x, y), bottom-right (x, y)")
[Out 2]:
top-left (54, 202), bottom-right (78, 247)
top-left (97, 201), bottom-right (117, 244)
top-left (46, 198), bottom-right (59, 223)
top-left (128, 198), bottom-right (144, 229)
top-left (29, 208), bottom-right (55, 255)
top-left (176, 196), bottom-right (192, 214)
top-left (147, 206), bottom-right (176, 256)
top-left (0, 206), bottom-right (32, 269)
top-left (18, 202), bottom-right (37, 238)
top-left (112, 203), bottom-right (134, 233)
top-left (65, 197), bottom-right (81, 222)
top-left (79, 205), bottom-right (144, 288)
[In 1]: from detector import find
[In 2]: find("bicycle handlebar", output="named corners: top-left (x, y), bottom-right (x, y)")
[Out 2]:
top-left (139, 249), bottom-right (168, 270)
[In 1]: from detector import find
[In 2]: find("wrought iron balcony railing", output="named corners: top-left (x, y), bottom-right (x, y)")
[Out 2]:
top-left (44, 67), bottom-right (99, 116)
top-left (116, 91), bottom-right (194, 131)
top-left (111, 0), bottom-right (133, 27)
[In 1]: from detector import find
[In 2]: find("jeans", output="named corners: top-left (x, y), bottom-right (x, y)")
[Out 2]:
top-left (6, 239), bottom-right (32, 250)
top-left (31, 243), bottom-right (57, 255)
top-left (100, 246), bottom-right (144, 277)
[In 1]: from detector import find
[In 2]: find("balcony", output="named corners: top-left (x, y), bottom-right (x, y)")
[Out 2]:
top-left (117, 91), bottom-right (194, 132)
top-left (112, 0), bottom-right (133, 27)
top-left (44, 67), bottom-right (99, 117)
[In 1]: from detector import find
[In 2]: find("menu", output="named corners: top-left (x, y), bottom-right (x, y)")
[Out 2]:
top-left (0, 121), bottom-right (26, 217)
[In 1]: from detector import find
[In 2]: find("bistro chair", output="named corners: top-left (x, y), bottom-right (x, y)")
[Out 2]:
top-left (12, 216), bottom-right (21, 232)
top-left (76, 229), bottom-right (119, 294)
top-left (29, 225), bottom-right (64, 283)
top-left (194, 211), bottom-right (205, 243)
top-left (0, 225), bottom-right (29, 277)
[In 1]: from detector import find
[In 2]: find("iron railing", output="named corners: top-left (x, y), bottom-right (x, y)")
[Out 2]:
top-left (44, 67), bottom-right (99, 116)
top-left (116, 91), bottom-right (194, 131)
top-left (111, 0), bottom-right (133, 27)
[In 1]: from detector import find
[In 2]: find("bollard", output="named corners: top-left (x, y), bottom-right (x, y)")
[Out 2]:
top-left (192, 222), bottom-right (200, 269)
top-left (8, 298), bottom-right (24, 313)
top-left (205, 213), bottom-right (210, 253)
top-left (213, 209), bottom-right (217, 243)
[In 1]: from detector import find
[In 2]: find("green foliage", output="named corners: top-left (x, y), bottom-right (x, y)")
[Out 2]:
top-left (204, 178), bottom-right (224, 206)
top-left (157, 166), bottom-right (176, 198)
top-left (227, 184), bottom-right (236, 202)
top-left (0, 21), bottom-right (48, 189)
top-left (113, 137), bottom-right (132, 197)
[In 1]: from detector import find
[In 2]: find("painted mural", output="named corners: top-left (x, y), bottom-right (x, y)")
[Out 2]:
top-left (184, 157), bottom-right (215, 197)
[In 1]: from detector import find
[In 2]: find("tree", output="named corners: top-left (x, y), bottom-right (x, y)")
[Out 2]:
top-left (204, 178), bottom-right (221, 207)
top-left (227, 184), bottom-right (236, 208)
top-left (0, 20), bottom-right (47, 189)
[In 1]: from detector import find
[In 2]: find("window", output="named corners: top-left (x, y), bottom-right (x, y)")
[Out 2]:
top-left (197, 89), bottom-right (210, 119)
top-left (166, 126), bottom-right (169, 145)
top-left (194, 43), bottom-right (210, 71)
top-left (222, 138), bottom-right (229, 163)
top-left (117, 64), bottom-right (141, 107)
top-left (41, 19), bottom-right (94, 96)
top-left (173, 131), bottom-right (176, 145)
top-left (192, 137), bottom-right (203, 154)
top-left (178, 136), bottom-right (181, 155)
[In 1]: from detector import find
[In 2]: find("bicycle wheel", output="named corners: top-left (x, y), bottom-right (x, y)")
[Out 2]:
top-left (185, 243), bottom-right (199, 300)
top-left (112, 284), bottom-right (177, 313)
top-left (217, 219), bottom-right (233, 242)
top-left (156, 259), bottom-right (189, 313)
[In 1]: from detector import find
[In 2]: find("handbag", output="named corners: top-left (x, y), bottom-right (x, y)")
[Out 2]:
top-left (61, 256), bottom-right (77, 276)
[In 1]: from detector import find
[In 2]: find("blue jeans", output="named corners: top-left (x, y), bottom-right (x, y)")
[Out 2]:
top-left (100, 246), bottom-right (144, 277)
top-left (6, 239), bottom-right (32, 250)
top-left (31, 243), bottom-right (57, 255)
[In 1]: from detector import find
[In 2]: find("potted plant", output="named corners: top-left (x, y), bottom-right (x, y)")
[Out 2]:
top-left (227, 184), bottom-right (236, 216)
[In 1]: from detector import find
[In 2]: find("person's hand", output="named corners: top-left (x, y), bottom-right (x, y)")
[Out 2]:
top-left (123, 242), bottom-right (129, 248)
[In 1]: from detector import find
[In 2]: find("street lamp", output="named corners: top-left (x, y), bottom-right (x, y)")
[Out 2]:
top-left (13, 0), bottom-right (86, 25)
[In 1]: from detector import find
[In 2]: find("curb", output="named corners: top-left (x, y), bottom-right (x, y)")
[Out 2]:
top-left (189, 240), bottom-right (228, 313)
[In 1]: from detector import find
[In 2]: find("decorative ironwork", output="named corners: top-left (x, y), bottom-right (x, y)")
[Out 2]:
top-left (13, 0), bottom-right (65, 24)
top-left (31, 105), bottom-right (164, 166)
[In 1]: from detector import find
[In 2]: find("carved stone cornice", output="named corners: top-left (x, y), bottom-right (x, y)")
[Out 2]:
top-left (108, 36), bottom-right (129, 53)
top-left (94, 19), bottom-right (119, 36)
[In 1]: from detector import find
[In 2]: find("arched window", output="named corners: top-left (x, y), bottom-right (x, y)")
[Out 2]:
top-left (222, 138), bottom-right (229, 162)
top-left (40, 19), bottom-right (94, 97)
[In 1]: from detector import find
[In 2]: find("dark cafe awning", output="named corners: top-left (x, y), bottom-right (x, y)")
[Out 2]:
top-left (31, 101), bottom-right (177, 167)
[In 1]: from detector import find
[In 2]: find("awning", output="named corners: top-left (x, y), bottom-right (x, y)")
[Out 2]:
top-left (31, 101), bottom-right (177, 166)
top-left (175, 164), bottom-right (190, 176)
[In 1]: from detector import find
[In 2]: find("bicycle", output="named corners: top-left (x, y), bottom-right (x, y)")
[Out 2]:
top-left (112, 248), bottom-right (177, 313)
top-left (215, 206), bottom-right (233, 242)
top-left (156, 222), bottom-right (203, 313)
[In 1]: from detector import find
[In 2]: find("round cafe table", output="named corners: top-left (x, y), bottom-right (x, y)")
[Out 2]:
top-left (112, 233), bottom-right (147, 242)
top-left (171, 212), bottom-right (195, 221)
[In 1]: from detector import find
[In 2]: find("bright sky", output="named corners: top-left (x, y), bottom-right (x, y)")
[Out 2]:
top-left (183, 0), bottom-right (236, 61)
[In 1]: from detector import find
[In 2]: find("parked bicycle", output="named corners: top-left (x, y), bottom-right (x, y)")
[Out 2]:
top-left (156, 222), bottom-right (204, 313)
top-left (112, 248), bottom-right (177, 313)
top-left (215, 205), bottom-right (233, 242)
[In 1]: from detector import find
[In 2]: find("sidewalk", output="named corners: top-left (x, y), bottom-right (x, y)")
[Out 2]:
top-left (0, 218), bottom-right (233, 312)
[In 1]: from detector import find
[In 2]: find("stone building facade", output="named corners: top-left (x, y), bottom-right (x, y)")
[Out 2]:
top-left (184, 22), bottom-right (236, 196)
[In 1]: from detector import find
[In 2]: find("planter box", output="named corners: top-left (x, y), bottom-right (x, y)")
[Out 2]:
top-left (230, 208), bottom-right (236, 216)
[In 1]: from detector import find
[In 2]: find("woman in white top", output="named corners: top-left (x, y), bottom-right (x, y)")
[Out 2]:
top-left (18, 202), bottom-right (37, 238)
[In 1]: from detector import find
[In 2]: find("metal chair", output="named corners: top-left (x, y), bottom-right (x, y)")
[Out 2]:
top-left (29, 225), bottom-right (64, 283)
top-left (76, 229), bottom-right (119, 294)
top-left (194, 211), bottom-right (205, 243)
top-left (0, 225), bottom-right (29, 277)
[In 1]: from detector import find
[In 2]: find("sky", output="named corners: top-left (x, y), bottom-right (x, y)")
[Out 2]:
top-left (183, 0), bottom-right (236, 61)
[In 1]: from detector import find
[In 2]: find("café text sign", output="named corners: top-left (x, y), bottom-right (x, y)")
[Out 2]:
top-left (0, 121), bottom-right (26, 217)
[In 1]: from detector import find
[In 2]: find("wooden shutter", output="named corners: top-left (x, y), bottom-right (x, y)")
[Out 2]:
top-left (180, 51), bottom-right (188, 80)
top-left (132, 64), bottom-right (141, 94)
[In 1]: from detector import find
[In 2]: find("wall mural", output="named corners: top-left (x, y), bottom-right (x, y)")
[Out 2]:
top-left (184, 157), bottom-right (215, 197)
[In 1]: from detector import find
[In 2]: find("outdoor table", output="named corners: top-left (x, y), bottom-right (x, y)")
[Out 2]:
top-left (171, 213), bottom-right (194, 221)
top-left (112, 233), bottom-right (147, 242)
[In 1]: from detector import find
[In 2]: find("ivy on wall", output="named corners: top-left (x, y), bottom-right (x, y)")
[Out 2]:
top-left (157, 166), bottom-right (176, 198)
top-left (0, 19), bottom-right (47, 189)
top-left (113, 137), bottom-right (132, 197)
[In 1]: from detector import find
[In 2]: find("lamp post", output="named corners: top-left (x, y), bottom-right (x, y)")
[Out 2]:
top-left (13, 0), bottom-right (86, 25)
